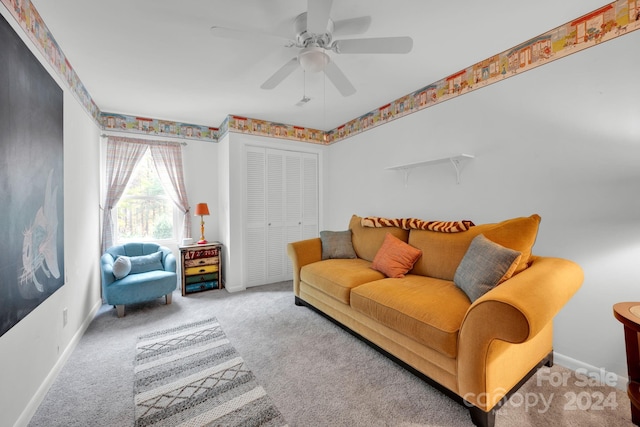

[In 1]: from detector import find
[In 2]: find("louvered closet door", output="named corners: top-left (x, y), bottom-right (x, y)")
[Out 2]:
top-left (284, 152), bottom-right (302, 276)
top-left (245, 147), bottom-right (267, 286)
top-left (266, 150), bottom-right (285, 282)
top-left (245, 147), bottom-right (318, 286)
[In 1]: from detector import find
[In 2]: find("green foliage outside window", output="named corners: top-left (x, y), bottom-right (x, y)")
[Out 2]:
top-left (116, 150), bottom-right (175, 241)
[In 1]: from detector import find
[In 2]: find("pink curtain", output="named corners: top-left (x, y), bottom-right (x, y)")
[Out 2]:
top-left (101, 137), bottom-right (147, 252)
top-left (101, 136), bottom-right (192, 253)
top-left (149, 143), bottom-right (192, 242)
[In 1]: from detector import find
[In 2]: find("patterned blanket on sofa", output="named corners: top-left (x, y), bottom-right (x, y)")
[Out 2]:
top-left (361, 217), bottom-right (474, 233)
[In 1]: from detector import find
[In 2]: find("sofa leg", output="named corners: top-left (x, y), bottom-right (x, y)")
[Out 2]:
top-left (166, 293), bottom-right (172, 305)
top-left (116, 305), bottom-right (125, 318)
top-left (294, 296), bottom-right (304, 306)
top-left (468, 406), bottom-right (495, 427)
top-left (545, 351), bottom-right (554, 367)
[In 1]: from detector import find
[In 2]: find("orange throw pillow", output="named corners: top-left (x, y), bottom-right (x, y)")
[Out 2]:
top-left (371, 233), bottom-right (422, 278)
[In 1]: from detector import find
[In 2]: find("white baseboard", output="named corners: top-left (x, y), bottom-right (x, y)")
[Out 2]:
top-left (554, 351), bottom-right (628, 391)
top-left (224, 283), bottom-right (246, 293)
top-left (14, 299), bottom-right (102, 427)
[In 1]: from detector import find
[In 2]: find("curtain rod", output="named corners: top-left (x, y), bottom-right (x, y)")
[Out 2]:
top-left (100, 133), bottom-right (187, 146)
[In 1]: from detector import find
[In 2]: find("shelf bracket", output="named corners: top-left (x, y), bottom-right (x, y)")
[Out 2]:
top-left (399, 167), bottom-right (411, 188)
top-left (450, 157), bottom-right (463, 184)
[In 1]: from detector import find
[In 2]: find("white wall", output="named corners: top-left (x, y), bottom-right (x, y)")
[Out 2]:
top-left (325, 30), bottom-right (640, 384)
top-left (0, 8), bottom-right (103, 427)
top-left (182, 139), bottom-right (219, 244)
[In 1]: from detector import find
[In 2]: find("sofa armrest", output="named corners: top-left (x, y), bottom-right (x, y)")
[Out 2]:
top-left (287, 238), bottom-right (322, 295)
top-left (457, 256), bottom-right (583, 409)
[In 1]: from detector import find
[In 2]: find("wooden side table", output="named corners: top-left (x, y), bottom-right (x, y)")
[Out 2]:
top-left (613, 302), bottom-right (640, 425)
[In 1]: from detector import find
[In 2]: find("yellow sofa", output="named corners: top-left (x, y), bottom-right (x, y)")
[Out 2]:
top-left (287, 214), bottom-right (583, 427)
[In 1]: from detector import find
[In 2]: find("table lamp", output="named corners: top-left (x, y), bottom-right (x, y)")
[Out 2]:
top-left (194, 203), bottom-right (210, 244)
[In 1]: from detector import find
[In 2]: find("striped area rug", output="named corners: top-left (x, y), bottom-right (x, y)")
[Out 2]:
top-left (134, 317), bottom-right (287, 427)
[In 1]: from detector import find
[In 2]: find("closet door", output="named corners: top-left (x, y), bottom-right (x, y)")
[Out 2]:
top-left (245, 146), bottom-right (267, 286)
top-left (283, 152), bottom-right (303, 276)
top-left (245, 147), bottom-right (318, 286)
top-left (266, 150), bottom-right (285, 282)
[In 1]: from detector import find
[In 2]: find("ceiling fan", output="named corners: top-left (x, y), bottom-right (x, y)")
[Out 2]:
top-left (210, 0), bottom-right (413, 97)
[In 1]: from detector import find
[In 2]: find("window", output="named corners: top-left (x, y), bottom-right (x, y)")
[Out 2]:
top-left (115, 149), bottom-right (177, 242)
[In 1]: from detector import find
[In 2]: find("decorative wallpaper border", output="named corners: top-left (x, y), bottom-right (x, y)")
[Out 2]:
top-left (221, 115), bottom-right (327, 144)
top-left (322, 0), bottom-right (640, 144)
top-left (99, 112), bottom-right (219, 142)
top-left (2, 0), bottom-right (639, 145)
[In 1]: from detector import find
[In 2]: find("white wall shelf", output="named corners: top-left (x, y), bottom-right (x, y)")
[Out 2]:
top-left (386, 153), bottom-right (474, 186)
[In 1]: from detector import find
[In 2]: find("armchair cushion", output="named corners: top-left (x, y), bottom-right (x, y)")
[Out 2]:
top-left (128, 251), bottom-right (164, 274)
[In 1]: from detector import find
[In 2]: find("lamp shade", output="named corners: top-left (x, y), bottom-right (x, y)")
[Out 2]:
top-left (194, 203), bottom-right (210, 216)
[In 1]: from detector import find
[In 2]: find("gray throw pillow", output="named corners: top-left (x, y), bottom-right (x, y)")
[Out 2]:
top-left (128, 251), bottom-right (164, 274)
top-left (320, 230), bottom-right (357, 260)
top-left (454, 234), bottom-right (522, 302)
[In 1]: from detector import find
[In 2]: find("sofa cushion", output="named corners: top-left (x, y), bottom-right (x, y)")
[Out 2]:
top-left (454, 234), bottom-right (522, 302)
top-left (320, 230), bottom-right (357, 260)
top-left (350, 275), bottom-right (471, 358)
top-left (349, 215), bottom-right (409, 262)
top-left (301, 258), bottom-right (385, 305)
top-left (112, 256), bottom-right (132, 279)
top-left (409, 214), bottom-right (541, 281)
top-left (371, 233), bottom-right (422, 278)
top-left (482, 214), bottom-right (540, 274)
top-left (408, 226), bottom-right (485, 281)
top-left (128, 251), bottom-right (164, 274)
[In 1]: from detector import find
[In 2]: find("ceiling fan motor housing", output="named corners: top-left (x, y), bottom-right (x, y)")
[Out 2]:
top-left (294, 12), bottom-right (333, 48)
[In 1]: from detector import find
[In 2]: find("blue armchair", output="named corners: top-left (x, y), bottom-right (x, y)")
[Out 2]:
top-left (100, 243), bottom-right (177, 317)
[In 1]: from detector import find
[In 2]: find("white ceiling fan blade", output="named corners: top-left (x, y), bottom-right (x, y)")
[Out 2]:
top-left (323, 60), bottom-right (356, 97)
top-left (210, 26), bottom-right (294, 47)
top-left (260, 58), bottom-right (300, 89)
top-left (307, 0), bottom-right (333, 34)
top-left (332, 36), bottom-right (413, 54)
top-left (333, 16), bottom-right (372, 36)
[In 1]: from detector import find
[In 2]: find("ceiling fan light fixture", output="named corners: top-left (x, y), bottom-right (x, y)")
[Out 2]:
top-left (299, 47), bottom-right (329, 73)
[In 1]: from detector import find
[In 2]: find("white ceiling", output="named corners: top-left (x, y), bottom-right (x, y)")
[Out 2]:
top-left (29, 0), bottom-right (609, 131)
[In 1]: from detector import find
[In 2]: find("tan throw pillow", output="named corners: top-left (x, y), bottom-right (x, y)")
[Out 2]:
top-left (454, 234), bottom-right (522, 302)
top-left (371, 233), bottom-right (422, 278)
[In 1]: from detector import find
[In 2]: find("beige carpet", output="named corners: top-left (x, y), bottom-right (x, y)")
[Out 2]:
top-left (29, 281), bottom-right (633, 426)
